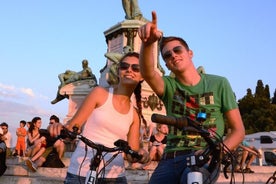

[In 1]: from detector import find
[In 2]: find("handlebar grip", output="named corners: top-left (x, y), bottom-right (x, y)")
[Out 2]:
top-left (127, 149), bottom-right (143, 160)
top-left (114, 139), bottom-right (142, 160)
top-left (59, 129), bottom-right (77, 140)
top-left (151, 113), bottom-right (188, 129)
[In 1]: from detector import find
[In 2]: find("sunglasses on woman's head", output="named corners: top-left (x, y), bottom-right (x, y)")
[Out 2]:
top-left (162, 46), bottom-right (184, 61)
top-left (119, 62), bottom-right (140, 72)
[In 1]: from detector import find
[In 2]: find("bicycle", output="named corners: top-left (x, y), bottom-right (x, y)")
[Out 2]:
top-left (60, 127), bottom-right (142, 184)
top-left (266, 171), bottom-right (276, 184)
top-left (151, 113), bottom-right (240, 184)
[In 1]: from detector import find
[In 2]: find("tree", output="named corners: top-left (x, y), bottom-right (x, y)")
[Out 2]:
top-left (238, 80), bottom-right (276, 134)
top-left (272, 89), bottom-right (276, 104)
top-left (264, 85), bottom-right (270, 100)
top-left (255, 80), bottom-right (265, 98)
top-left (238, 88), bottom-right (255, 115)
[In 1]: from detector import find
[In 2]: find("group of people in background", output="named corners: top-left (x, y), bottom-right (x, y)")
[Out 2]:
top-left (0, 115), bottom-right (66, 174)
top-left (25, 115), bottom-right (65, 172)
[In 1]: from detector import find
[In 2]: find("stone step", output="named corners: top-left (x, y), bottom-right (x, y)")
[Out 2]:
top-left (6, 156), bottom-right (71, 167)
top-left (2, 157), bottom-right (275, 184)
top-left (217, 172), bottom-right (275, 184)
top-left (1, 166), bottom-right (274, 184)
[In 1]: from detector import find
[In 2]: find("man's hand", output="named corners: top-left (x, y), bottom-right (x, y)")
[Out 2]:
top-left (138, 148), bottom-right (150, 164)
top-left (126, 148), bottom-right (150, 164)
top-left (138, 11), bottom-right (163, 46)
top-left (48, 122), bottom-right (64, 137)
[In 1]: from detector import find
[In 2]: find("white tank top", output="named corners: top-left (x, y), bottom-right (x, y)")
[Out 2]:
top-left (68, 88), bottom-right (134, 178)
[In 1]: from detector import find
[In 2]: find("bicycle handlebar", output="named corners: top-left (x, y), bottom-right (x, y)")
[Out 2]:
top-left (59, 128), bottom-right (142, 160)
top-left (151, 113), bottom-right (231, 179)
top-left (151, 113), bottom-right (210, 136)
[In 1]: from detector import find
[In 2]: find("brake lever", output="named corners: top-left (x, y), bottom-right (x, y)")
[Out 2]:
top-left (221, 154), bottom-right (231, 179)
top-left (114, 139), bottom-right (142, 160)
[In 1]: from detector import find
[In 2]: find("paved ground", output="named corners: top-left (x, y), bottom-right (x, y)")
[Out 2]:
top-left (2, 156), bottom-right (275, 184)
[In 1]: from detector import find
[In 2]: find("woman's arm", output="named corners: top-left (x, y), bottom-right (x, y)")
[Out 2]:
top-left (127, 109), bottom-right (149, 164)
top-left (27, 131), bottom-right (40, 144)
top-left (48, 86), bottom-right (106, 137)
top-left (127, 109), bottom-right (141, 152)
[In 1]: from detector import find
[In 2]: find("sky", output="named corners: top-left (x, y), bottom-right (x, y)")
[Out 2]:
top-left (1, 0), bottom-right (276, 146)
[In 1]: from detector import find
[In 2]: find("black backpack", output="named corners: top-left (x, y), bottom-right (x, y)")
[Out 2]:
top-left (42, 149), bottom-right (65, 168)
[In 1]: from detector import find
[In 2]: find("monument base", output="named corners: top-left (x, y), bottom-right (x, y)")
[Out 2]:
top-left (59, 79), bottom-right (97, 122)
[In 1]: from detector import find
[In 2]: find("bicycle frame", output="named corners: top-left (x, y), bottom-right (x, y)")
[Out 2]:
top-left (84, 148), bottom-right (102, 184)
top-left (61, 129), bottom-right (142, 184)
top-left (266, 171), bottom-right (276, 184)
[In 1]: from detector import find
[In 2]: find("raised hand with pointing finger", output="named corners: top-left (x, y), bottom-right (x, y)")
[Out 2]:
top-left (138, 11), bottom-right (163, 45)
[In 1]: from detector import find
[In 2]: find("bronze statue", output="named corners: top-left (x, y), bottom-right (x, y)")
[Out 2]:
top-left (197, 66), bottom-right (206, 74)
top-left (121, 0), bottom-right (144, 20)
top-left (51, 59), bottom-right (97, 104)
top-left (104, 46), bottom-right (132, 85)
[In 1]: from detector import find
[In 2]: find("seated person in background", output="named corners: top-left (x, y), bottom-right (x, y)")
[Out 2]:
top-left (0, 128), bottom-right (7, 176)
top-left (26, 135), bottom-right (47, 172)
top-left (143, 124), bottom-right (168, 169)
top-left (25, 117), bottom-right (47, 172)
top-left (51, 59), bottom-right (97, 104)
top-left (145, 121), bottom-right (157, 141)
top-left (0, 122), bottom-right (12, 157)
top-left (25, 117), bottom-right (42, 157)
top-left (26, 134), bottom-right (61, 172)
top-left (236, 140), bottom-right (262, 173)
top-left (47, 115), bottom-right (65, 159)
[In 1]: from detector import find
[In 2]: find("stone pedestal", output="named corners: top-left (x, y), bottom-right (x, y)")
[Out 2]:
top-left (59, 79), bottom-right (96, 122)
top-left (99, 19), bottom-right (166, 133)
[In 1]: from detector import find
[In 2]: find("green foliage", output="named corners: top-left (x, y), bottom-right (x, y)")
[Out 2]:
top-left (272, 89), bottom-right (276, 104)
top-left (238, 80), bottom-right (276, 134)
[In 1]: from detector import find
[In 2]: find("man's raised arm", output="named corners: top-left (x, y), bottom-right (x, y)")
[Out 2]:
top-left (138, 11), bottom-right (164, 96)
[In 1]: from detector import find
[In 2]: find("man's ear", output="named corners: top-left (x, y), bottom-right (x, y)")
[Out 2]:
top-left (188, 50), bottom-right (194, 58)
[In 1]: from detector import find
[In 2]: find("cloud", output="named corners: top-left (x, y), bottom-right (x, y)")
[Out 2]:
top-left (0, 83), bottom-right (15, 90)
top-left (0, 83), bottom-right (17, 98)
top-left (0, 82), bottom-right (54, 122)
top-left (20, 87), bottom-right (35, 97)
top-left (0, 99), bottom-right (49, 120)
top-left (0, 82), bottom-right (38, 100)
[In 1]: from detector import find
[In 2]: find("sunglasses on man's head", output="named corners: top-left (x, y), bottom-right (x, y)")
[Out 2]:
top-left (162, 46), bottom-right (184, 61)
top-left (119, 62), bottom-right (140, 72)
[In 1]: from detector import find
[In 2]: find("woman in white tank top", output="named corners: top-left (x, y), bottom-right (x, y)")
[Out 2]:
top-left (49, 52), bottom-right (149, 184)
